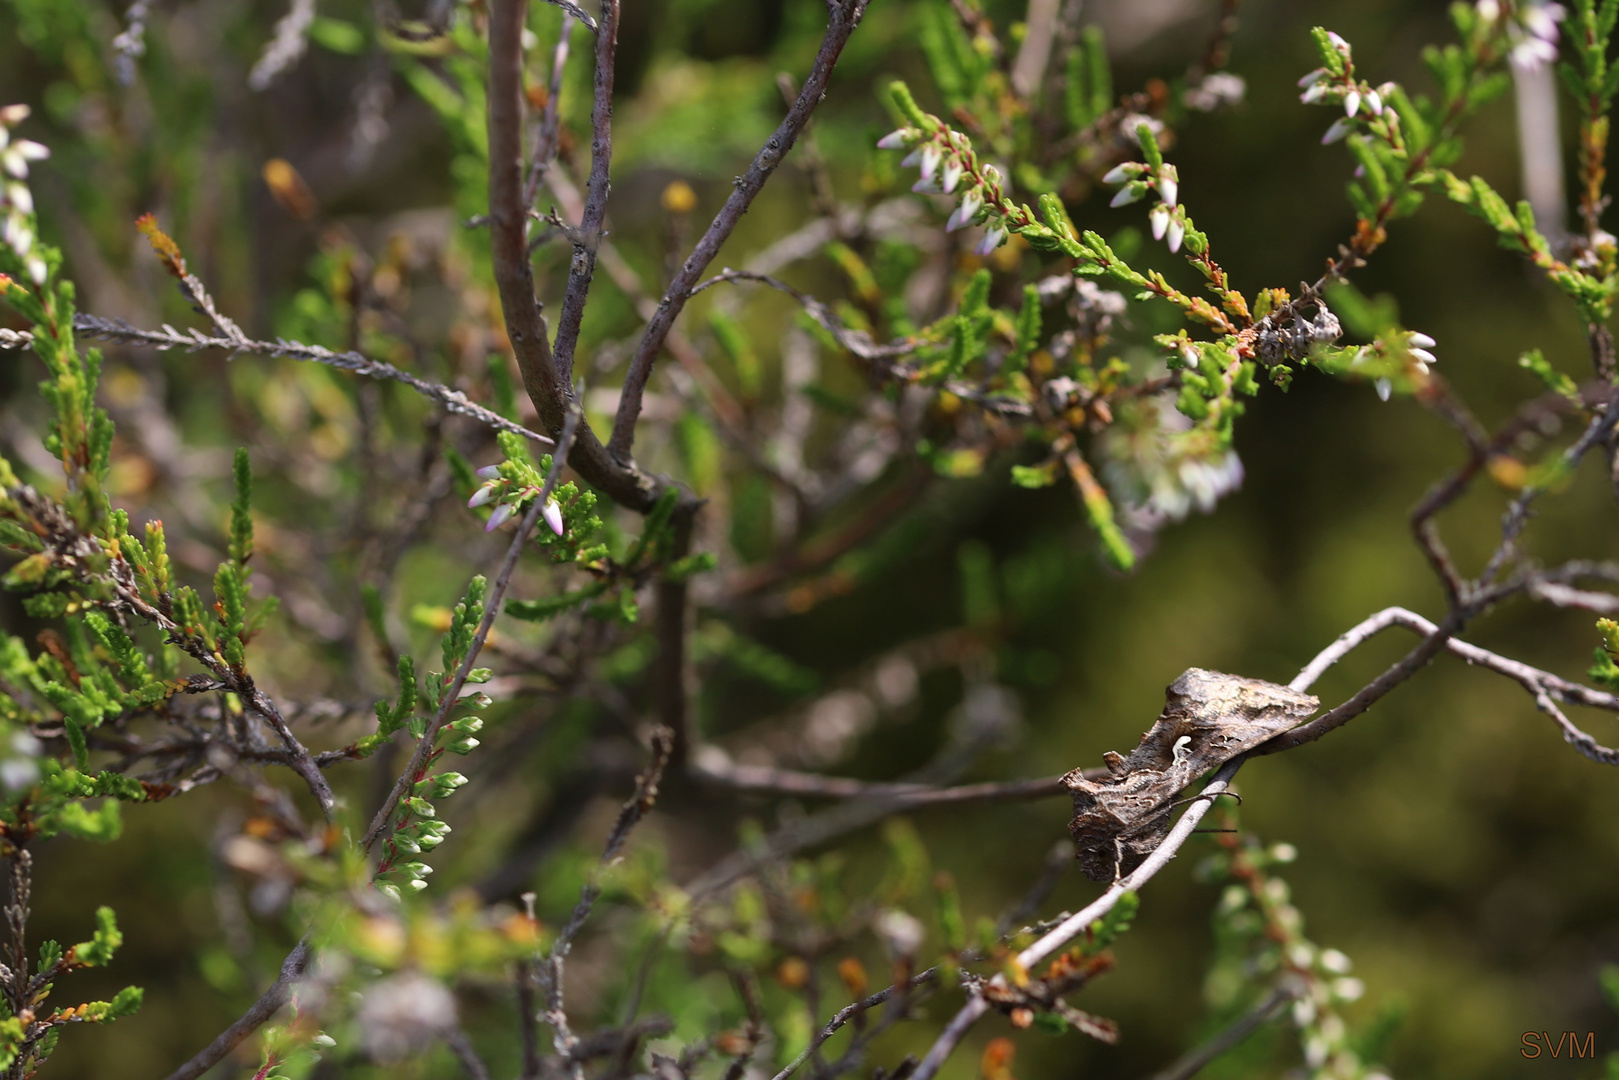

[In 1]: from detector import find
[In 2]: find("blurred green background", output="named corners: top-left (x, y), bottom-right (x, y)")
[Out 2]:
top-left (3, 0), bottom-right (1619, 1077)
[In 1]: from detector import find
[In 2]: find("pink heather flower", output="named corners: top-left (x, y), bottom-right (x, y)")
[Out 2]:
top-left (940, 158), bottom-right (963, 194)
top-left (946, 190), bottom-right (982, 232)
top-left (475, 464), bottom-right (502, 480)
top-left (1298, 67), bottom-right (1326, 88)
top-left (918, 143), bottom-right (942, 183)
top-left (468, 485), bottom-right (496, 508)
top-left (975, 226), bottom-right (1006, 256)
top-left (1322, 118), bottom-right (1353, 144)
top-left (484, 502), bottom-right (514, 532)
top-left (542, 498), bottom-right (565, 536)
top-left (876, 128), bottom-right (912, 150)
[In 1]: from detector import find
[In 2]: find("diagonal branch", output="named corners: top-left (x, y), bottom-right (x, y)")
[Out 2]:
top-left (551, 0), bottom-right (620, 384)
top-left (361, 407), bottom-right (582, 852)
top-left (161, 939), bottom-right (311, 1080)
top-left (608, 0), bottom-right (872, 459)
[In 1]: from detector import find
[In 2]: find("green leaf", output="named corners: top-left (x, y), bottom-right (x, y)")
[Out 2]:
top-left (73, 907), bottom-right (123, 967)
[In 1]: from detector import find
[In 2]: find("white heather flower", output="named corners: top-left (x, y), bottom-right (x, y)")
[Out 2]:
top-left (899, 148), bottom-right (924, 168)
top-left (1344, 89), bottom-right (1361, 117)
top-left (1364, 87), bottom-right (1383, 115)
top-left (874, 910), bottom-right (925, 958)
top-left (541, 497), bottom-right (564, 536)
top-left (1165, 217), bottom-right (1185, 253)
top-left (1322, 118), bottom-right (1354, 144)
top-left (1157, 165), bottom-right (1178, 206)
top-left (1101, 161), bottom-right (1141, 184)
top-left (1149, 204), bottom-right (1170, 240)
top-left (1110, 181), bottom-right (1147, 207)
top-left (1300, 81), bottom-right (1331, 105)
top-left (940, 157), bottom-right (963, 194)
top-left (0, 139), bottom-right (47, 180)
top-left (476, 464), bottom-right (502, 480)
top-left (1326, 30), bottom-right (1350, 51)
top-left (1375, 377), bottom-right (1392, 401)
top-left (876, 128), bottom-right (913, 150)
top-left (1319, 948), bottom-right (1352, 973)
top-left (1477, 0), bottom-right (1501, 20)
top-left (946, 189), bottom-right (982, 231)
top-left (975, 226), bottom-right (1006, 255)
top-left (918, 142), bottom-right (942, 183)
top-left (467, 485), bottom-right (497, 508)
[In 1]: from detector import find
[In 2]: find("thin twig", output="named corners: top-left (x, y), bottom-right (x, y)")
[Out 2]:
top-left (552, 0), bottom-right (620, 383)
top-left (540, 0), bottom-right (597, 33)
top-left (1145, 976), bottom-right (1304, 1080)
top-left (609, 0), bottom-right (872, 458)
top-left (73, 314), bottom-right (554, 449)
top-left (691, 759), bottom-right (1071, 804)
top-left (444, 1025), bottom-right (493, 1080)
top-left (523, 14), bottom-right (576, 209)
top-left (361, 408), bottom-right (581, 852)
top-left (161, 940), bottom-right (312, 1080)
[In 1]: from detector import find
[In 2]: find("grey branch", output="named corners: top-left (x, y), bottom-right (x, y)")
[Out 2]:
top-left (540, 0), bottom-right (597, 33)
top-left (161, 939), bottom-right (312, 1080)
top-left (73, 314), bottom-right (554, 448)
top-left (1146, 976), bottom-right (1306, 1080)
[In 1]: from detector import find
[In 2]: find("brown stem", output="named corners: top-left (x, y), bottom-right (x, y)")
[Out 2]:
top-left (486, 0), bottom-right (660, 512)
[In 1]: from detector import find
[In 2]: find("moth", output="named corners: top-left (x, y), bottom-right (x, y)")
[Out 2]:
top-left (1062, 668), bottom-right (1319, 882)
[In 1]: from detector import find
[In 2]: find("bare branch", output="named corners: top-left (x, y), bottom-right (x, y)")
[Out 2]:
top-left (73, 314), bottom-right (554, 449)
top-left (487, 0), bottom-right (664, 513)
top-left (1145, 976), bottom-right (1304, 1080)
top-left (551, 0), bottom-right (620, 384)
top-left (609, 0), bottom-right (873, 458)
top-left (523, 15), bottom-right (577, 209)
top-left (691, 757), bottom-right (1071, 804)
top-left (540, 0), bottom-right (597, 33)
top-left (161, 940), bottom-right (311, 1080)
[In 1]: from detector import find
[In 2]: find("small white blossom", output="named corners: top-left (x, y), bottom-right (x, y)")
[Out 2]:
top-left (1110, 181), bottom-right (1147, 207)
top-left (1318, 948), bottom-right (1352, 974)
top-left (1344, 89), bottom-right (1361, 117)
top-left (485, 502), bottom-right (515, 531)
top-left (1322, 117), bottom-right (1354, 144)
top-left (974, 226), bottom-right (1006, 256)
top-left (1364, 87), bottom-right (1383, 115)
top-left (875, 128), bottom-right (913, 150)
top-left (1101, 161), bottom-right (1142, 184)
top-left (940, 157), bottom-right (963, 194)
top-left (946, 189), bottom-right (982, 231)
top-left (541, 497), bottom-right (565, 536)
top-left (1149, 204), bottom-right (1170, 241)
top-left (1165, 217), bottom-right (1185, 253)
top-left (1157, 164), bottom-right (1178, 207)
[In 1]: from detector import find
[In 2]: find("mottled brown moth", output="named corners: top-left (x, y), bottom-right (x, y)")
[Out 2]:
top-left (1063, 669), bottom-right (1319, 882)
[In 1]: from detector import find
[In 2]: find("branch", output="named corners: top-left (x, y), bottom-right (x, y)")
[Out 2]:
top-left (540, 0), bottom-right (597, 33)
top-left (361, 407), bottom-right (582, 852)
top-left (690, 758), bottom-right (1071, 803)
top-left (551, 0), bottom-right (619, 383)
top-left (1145, 976), bottom-right (1304, 1080)
top-left (523, 14), bottom-right (577, 209)
top-left (487, 0), bottom-right (665, 513)
top-left (608, 0), bottom-right (872, 458)
top-left (161, 939), bottom-right (311, 1080)
top-left (73, 314), bottom-right (554, 449)
top-left (910, 759), bottom-right (1247, 1080)
top-left (1276, 604), bottom-right (1619, 763)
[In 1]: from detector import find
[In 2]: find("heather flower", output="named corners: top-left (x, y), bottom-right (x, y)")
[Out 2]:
top-left (0, 104), bottom-right (47, 285)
